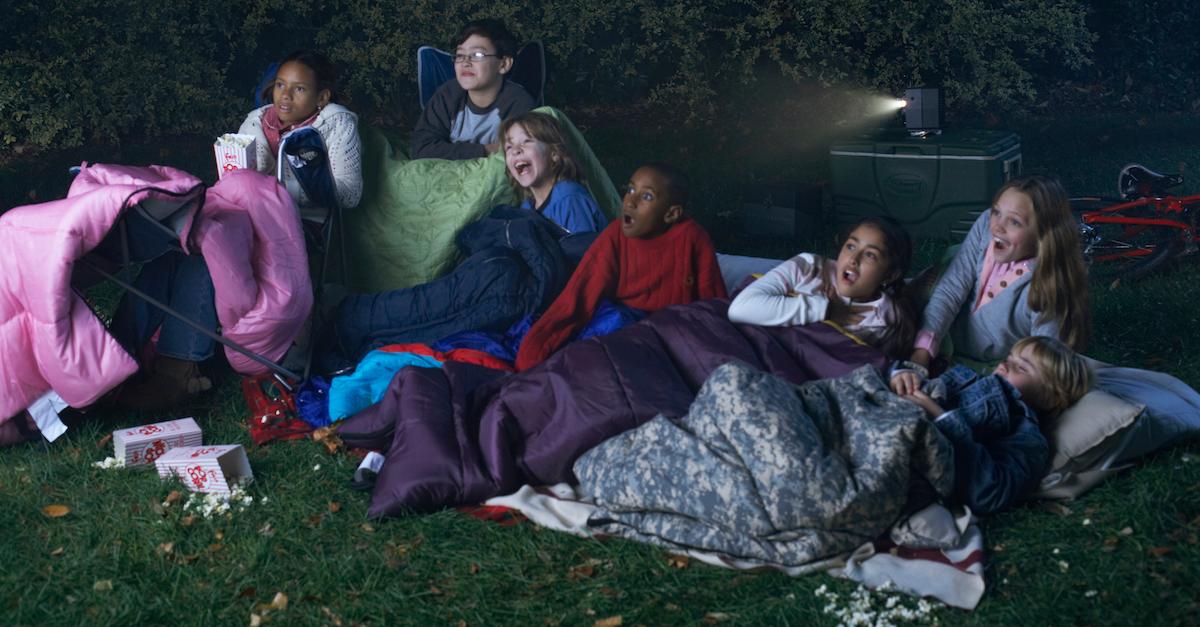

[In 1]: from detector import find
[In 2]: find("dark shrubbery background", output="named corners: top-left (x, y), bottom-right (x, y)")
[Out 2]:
top-left (1, 0), bottom-right (1196, 153)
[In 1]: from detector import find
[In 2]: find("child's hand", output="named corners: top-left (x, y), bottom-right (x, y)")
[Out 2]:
top-left (826, 298), bottom-right (870, 327)
top-left (891, 370), bottom-right (924, 396)
top-left (484, 141), bottom-right (500, 155)
top-left (904, 389), bottom-right (944, 418)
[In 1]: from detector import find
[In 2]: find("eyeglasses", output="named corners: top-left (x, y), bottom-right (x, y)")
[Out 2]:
top-left (453, 51), bottom-right (500, 64)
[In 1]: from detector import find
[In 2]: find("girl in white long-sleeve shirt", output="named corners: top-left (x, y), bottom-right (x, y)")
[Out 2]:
top-left (728, 216), bottom-right (917, 358)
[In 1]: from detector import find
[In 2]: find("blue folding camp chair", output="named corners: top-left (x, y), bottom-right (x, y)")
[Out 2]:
top-left (254, 62), bottom-right (280, 108)
top-left (417, 41), bottom-right (546, 109)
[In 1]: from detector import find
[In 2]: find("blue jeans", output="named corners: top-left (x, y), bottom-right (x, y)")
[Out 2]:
top-left (107, 211), bottom-right (217, 362)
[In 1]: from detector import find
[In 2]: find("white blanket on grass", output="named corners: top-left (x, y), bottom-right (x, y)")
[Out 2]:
top-left (485, 484), bottom-right (986, 610)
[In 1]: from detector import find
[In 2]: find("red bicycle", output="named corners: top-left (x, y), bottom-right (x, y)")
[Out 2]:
top-left (1071, 164), bottom-right (1200, 283)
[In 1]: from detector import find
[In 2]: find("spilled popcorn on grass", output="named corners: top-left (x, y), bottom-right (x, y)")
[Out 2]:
top-left (92, 456), bottom-right (125, 469)
top-left (174, 481), bottom-right (265, 519)
top-left (814, 583), bottom-right (940, 626)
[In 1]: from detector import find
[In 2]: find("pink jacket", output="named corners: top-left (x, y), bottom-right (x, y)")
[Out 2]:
top-left (0, 163), bottom-right (312, 422)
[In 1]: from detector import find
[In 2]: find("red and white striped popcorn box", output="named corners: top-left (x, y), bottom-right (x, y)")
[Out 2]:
top-left (213, 133), bottom-right (257, 180)
top-left (112, 417), bottom-right (203, 467)
top-left (155, 445), bottom-right (254, 494)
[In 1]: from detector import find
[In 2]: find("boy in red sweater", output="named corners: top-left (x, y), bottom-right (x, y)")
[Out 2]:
top-left (515, 162), bottom-right (727, 370)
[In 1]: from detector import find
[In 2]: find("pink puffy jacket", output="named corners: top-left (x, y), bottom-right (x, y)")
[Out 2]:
top-left (0, 163), bottom-right (312, 423)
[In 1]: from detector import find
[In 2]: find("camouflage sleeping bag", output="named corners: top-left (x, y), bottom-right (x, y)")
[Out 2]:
top-left (574, 362), bottom-right (956, 567)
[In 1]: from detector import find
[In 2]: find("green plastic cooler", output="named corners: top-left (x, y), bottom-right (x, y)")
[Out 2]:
top-left (830, 129), bottom-right (1021, 240)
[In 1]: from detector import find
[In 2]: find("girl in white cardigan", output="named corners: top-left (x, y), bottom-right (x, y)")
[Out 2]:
top-left (238, 50), bottom-right (362, 222)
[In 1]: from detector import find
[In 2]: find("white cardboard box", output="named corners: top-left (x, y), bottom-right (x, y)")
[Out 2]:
top-left (214, 133), bottom-right (257, 180)
top-left (155, 445), bottom-right (254, 494)
top-left (113, 418), bottom-right (203, 466)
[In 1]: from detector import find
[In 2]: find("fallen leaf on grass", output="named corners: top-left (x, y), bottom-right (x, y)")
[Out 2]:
top-left (321, 607), bottom-right (344, 626)
top-left (703, 612), bottom-right (732, 624)
top-left (164, 490), bottom-right (183, 506)
top-left (97, 433), bottom-right (113, 448)
top-left (259, 523), bottom-right (275, 537)
top-left (92, 580), bottom-right (113, 592)
top-left (666, 554), bottom-right (689, 569)
top-left (1038, 501), bottom-right (1072, 516)
top-left (328, 501), bottom-right (342, 513)
top-left (181, 515), bottom-right (196, 527)
top-left (1150, 546), bottom-right (1173, 557)
top-left (254, 591), bottom-right (289, 614)
top-left (387, 537), bottom-right (423, 560)
top-left (50, 547), bottom-right (65, 557)
top-left (312, 427), bottom-right (344, 454)
top-left (593, 617), bottom-right (623, 627)
top-left (360, 523), bottom-right (375, 533)
top-left (239, 586), bottom-right (257, 598)
top-left (42, 504), bottom-right (71, 518)
top-left (568, 563), bottom-right (596, 580)
top-left (249, 613), bottom-right (263, 627)
top-left (157, 542), bottom-right (174, 555)
top-left (1120, 527), bottom-right (1134, 536)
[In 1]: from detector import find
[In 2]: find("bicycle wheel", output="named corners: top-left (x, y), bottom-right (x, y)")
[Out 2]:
top-left (1075, 214), bottom-right (1183, 283)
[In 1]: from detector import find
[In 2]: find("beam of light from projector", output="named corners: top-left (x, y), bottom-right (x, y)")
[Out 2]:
top-left (862, 94), bottom-right (908, 118)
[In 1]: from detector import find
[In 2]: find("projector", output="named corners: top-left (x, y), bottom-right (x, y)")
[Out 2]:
top-left (902, 87), bottom-right (943, 133)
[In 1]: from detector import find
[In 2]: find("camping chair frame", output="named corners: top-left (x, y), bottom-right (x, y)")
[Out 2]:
top-left (77, 185), bottom-right (306, 389)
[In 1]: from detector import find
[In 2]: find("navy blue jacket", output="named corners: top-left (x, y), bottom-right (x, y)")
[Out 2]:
top-left (927, 365), bottom-right (1050, 515)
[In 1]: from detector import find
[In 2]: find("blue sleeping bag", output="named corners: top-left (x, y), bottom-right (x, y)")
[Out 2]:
top-left (317, 207), bottom-right (596, 373)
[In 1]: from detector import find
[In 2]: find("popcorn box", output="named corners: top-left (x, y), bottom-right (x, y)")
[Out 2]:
top-left (155, 445), bottom-right (254, 494)
top-left (112, 418), bottom-right (203, 467)
top-left (213, 133), bottom-right (257, 179)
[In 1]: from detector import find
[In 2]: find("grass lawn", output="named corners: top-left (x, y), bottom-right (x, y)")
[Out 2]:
top-left (2, 105), bottom-right (1200, 626)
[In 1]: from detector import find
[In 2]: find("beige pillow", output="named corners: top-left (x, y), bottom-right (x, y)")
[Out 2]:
top-left (1045, 389), bottom-right (1143, 471)
top-left (1031, 389), bottom-right (1144, 501)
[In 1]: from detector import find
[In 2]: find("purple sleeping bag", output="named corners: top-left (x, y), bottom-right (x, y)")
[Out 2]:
top-left (338, 298), bottom-right (888, 517)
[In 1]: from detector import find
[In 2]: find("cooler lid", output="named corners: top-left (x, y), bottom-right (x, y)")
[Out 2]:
top-left (830, 129), bottom-right (1020, 158)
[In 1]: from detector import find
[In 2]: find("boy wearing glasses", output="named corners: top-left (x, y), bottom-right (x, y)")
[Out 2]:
top-left (411, 19), bottom-right (536, 160)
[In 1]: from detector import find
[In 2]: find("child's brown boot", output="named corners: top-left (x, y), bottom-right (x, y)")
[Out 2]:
top-left (115, 356), bottom-right (212, 412)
